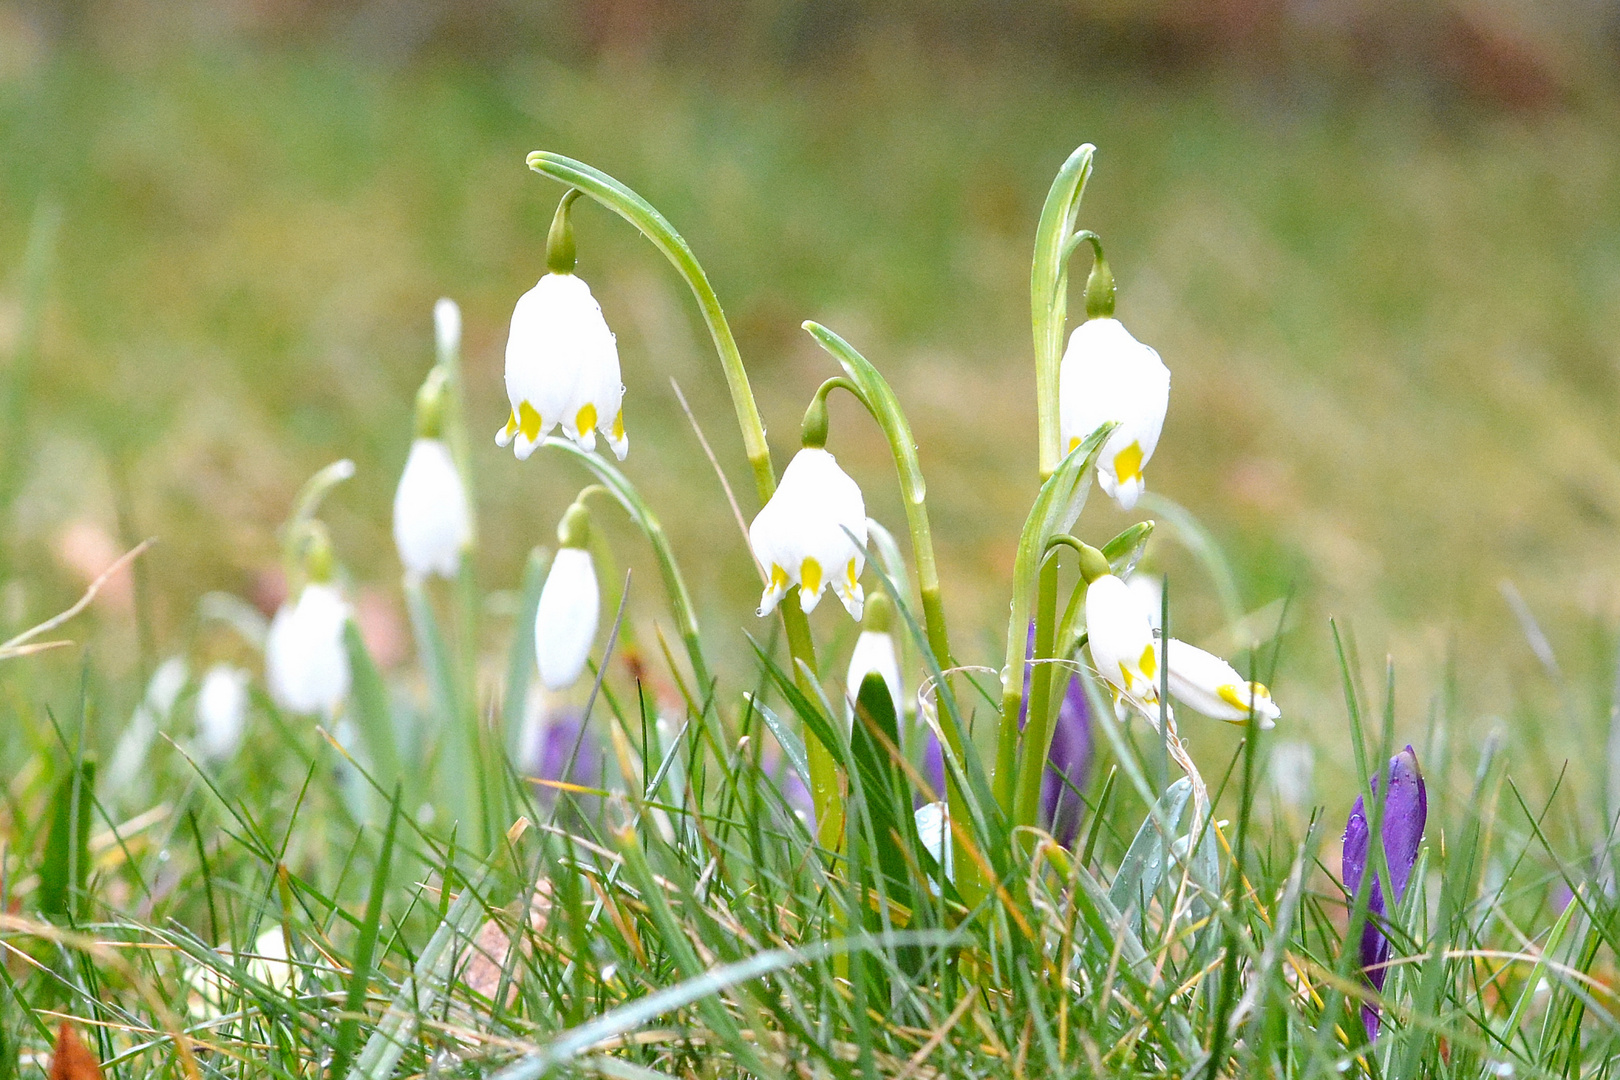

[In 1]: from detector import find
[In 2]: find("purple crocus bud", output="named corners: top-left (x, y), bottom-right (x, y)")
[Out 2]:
top-left (761, 742), bottom-right (815, 826)
top-left (526, 711), bottom-right (602, 804)
top-left (1040, 672), bottom-right (1094, 848)
top-left (1341, 745), bottom-right (1427, 1042)
top-left (915, 729), bottom-right (946, 809)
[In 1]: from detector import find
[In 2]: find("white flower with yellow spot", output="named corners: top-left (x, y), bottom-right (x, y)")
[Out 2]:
top-left (1166, 639), bottom-right (1279, 729)
top-left (1083, 572), bottom-right (1163, 716)
top-left (1058, 317), bottom-right (1169, 511)
top-left (749, 448), bottom-right (866, 620)
top-left (496, 273), bottom-right (627, 462)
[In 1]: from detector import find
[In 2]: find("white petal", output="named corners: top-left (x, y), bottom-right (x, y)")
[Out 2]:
top-left (265, 584), bottom-right (352, 716)
top-left (535, 547), bottom-right (600, 691)
top-left (1084, 574), bottom-right (1160, 708)
top-left (1058, 318), bottom-right (1170, 509)
top-left (1166, 638), bottom-right (1279, 727)
top-left (914, 801), bottom-right (953, 883)
top-left (844, 630), bottom-right (903, 735)
top-left (196, 664), bottom-right (250, 762)
top-left (393, 438), bottom-right (472, 579)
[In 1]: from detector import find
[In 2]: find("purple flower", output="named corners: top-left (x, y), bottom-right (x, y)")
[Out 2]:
top-left (1040, 672), bottom-right (1094, 848)
top-left (1341, 745), bottom-right (1427, 1042)
top-left (524, 711), bottom-right (602, 804)
top-left (917, 731), bottom-right (945, 808)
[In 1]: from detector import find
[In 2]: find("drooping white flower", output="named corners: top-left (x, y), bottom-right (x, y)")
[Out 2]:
top-left (196, 664), bottom-right (251, 763)
top-left (265, 583), bottom-right (352, 717)
top-left (749, 448), bottom-right (866, 619)
top-left (1058, 318), bottom-right (1170, 511)
top-left (914, 800), bottom-right (953, 882)
top-left (393, 438), bottom-right (471, 578)
top-left (107, 657), bottom-right (189, 795)
top-left (496, 274), bottom-right (627, 462)
top-left (1166, 639), bottom-right (1280, 729)
top-left (1125, 571), bottom-right (1163, 631)
top-left (1084, 573), bottom-right (1163, 716)
top-left (535, 546), bottom-right (600, 691)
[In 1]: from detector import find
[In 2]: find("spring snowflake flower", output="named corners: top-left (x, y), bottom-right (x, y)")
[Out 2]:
top-left (749, 448), bottom-right (866, 619)
top-left (196, 663), bottom-right (250, 763)
top-left (393, 437), bottom-right (471, 579)
top-left (1165, 639), bottom-right (1280, 728)
top-left (1083, 572), bottom-right (1163, 716)
top-left (1058, 318), bottom-right (1170, 511)
top-left (534, 504), bottom-right (600, 691)
top-left (265, 582), bottom-right (352, 717)
top-left (496, 273), bottom-right (627, 462)
top-left (914, 800), bottom-right (953, 882)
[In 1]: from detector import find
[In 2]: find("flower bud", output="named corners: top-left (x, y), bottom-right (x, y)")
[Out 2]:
top-left (393, 436), bottom-right (471, 580)
top-left (845, 592), bottom-right (902, 735)
top-left (749, 448), bottom-right (867, 619)
top-left (265, 582), bottom-right (352, 717)
top-left (534, 530), bottom-right (600, 691)
top-left (195, 663), bottom-right (250, 763)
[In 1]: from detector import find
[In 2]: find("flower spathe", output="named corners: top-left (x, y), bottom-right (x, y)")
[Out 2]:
top-left (1166, 639), bottom-right (1280, 729)
top-left (1342, 746), bottom-right (1427, 1042)
top-left (265, 583), bottom-right (352, 717)
top-left (1083, 573), bottom-right (1162, 715)
top-left (393, 437), bottom-right (472, 579)
top-left (534, 547), bottom-right (601, 691)
top-left (748, 448), bottom-right (866, 619)
top-left (496, 273), bottom-right (627, 461)
top-left (1058, 317), bottom-right (1170, 511)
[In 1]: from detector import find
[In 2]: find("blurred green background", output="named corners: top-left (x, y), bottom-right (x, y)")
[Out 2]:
top-left (3, 0), bottom-right (1620, 795)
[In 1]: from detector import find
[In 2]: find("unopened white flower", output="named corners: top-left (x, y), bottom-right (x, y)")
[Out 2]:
top-left (749, 448), bottom-right (866, 619)
top-left (1125, 571), bottom-right (1163, 631)
top-left (1166, 639), bottom-right (1279, 728)
top-left (535, 547), bottom-right (600, 691)
top-left (1084, 573), bottom-right (1163, 715)
top-left (914, 801), bottom-right (953, 882)
top-left (393, 438), bottom-right (471, 578)
top-left (496, 274), bottom-right (627, 461)
top-left (1058, 317), bottom-right (1170, 510)
top-left (107, 656), bottom-right (189, 795)
top-left (196, 664), bottom-right (250, 763)
top-left (265, 583), bottom-right (352, 717)
top-left (845, 629), bottom-right (902, 734)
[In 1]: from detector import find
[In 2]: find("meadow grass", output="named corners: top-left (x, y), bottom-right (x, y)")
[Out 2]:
top-left (3, 34), bottom-right (1620, 1080)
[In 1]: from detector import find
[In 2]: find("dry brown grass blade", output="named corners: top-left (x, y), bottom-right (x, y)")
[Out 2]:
top-left (49, 1023), bottom-right (104, 1080)
top-left (0, 538), bottom-right (154, 660)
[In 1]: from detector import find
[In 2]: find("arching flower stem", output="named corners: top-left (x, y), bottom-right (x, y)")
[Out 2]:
top-left (524, 152), bottom-right (832, 847)
top-left (1031, 143), bottom-right (1096, 481)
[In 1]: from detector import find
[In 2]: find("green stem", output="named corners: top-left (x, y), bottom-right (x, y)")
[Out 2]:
top-left (1031, 144), bottom-right (1095, 480)
top-left (524, 152), bottom-right (832, 845)
top-left (1013, 555), bottom-right (1060, 836)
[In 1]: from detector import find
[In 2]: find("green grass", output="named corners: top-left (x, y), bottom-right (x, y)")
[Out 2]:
top-left (4, 30), bottom-right (1620, 1079)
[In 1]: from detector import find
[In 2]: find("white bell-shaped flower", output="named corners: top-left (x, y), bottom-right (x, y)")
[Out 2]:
top-left (1058, 317), bottom-right (1170, 511)
top-left (496, 273), bottom-right (627, 462)
top-left (749, 448), bottom-right (866, 619)
top-left (265, 582), bottom-right (352, 717)
top-left (1166, 639), bottom-right (1280, 729)
top-left (534, 517), bottom-right (600, 691)
top-left (1084, 572), bottom-right (1163, 716)
top-left (196, 663), bottom-right (251, 762)
top-left (393, 437), bottom-right (471, 579)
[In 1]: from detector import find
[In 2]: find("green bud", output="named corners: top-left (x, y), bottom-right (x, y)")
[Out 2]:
top-left (546, 189), bottom-right (582, 276)
top-left (414, 368), bottom-right (449, 439)
top-left (557, 499), bottom-right (592, 550)
top-left (301, 522), bottom-right (336, 583)
top-left (1077, 542), bottom-right (1112, 584)
top-left (1084, 249), bottom-right (1115, 321)
top-left (800, 391), bottom-right (830, 449)
top-left (863, 590), bottom-right (894, 634)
